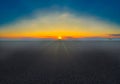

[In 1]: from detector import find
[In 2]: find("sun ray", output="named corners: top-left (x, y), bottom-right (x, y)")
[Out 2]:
top-left (61, 41), bottom-right (70, 57)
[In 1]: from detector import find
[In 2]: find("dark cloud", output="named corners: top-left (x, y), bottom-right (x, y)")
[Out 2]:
top-left (109, 34), bottom-right (120, 36)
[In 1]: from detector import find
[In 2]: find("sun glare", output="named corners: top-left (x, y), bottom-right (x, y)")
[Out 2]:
top-left (58, 36), bottom-right (62, 40)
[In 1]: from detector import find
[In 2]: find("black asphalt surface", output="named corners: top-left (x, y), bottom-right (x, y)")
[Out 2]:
top-left (0, 40), bottom-right (120, 84)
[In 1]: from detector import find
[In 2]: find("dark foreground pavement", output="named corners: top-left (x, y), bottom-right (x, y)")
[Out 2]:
top-left (0, 40), bottom-right (120, 84)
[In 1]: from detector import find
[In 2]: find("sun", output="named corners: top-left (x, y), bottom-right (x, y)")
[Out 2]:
top-left (58, 36), bottom-right (62, 40)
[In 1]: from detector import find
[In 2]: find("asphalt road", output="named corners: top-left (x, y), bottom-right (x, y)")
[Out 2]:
top-left (0, 40), bottom-right (120, 84)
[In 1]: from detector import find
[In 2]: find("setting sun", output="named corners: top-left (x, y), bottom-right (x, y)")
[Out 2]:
top-left (58, 36), bottom-right (62, 40)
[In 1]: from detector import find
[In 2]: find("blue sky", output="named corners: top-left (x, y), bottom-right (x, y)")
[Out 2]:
top-left (0, 0), bottom-right (120, 38)
top-left (0, 0), bottom-right (120, 26)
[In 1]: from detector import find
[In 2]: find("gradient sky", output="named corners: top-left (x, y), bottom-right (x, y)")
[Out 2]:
top-left (0, 0), bottom-right (120, 38)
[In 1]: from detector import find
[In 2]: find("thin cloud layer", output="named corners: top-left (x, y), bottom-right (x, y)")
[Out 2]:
top-left (0, 11), bottom-right (120, 38)
top-left (109, 34), bottom-right (120, 37)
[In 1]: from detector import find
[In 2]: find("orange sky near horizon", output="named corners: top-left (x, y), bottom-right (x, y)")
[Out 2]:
top-left (0, 28), bottom-right (119, 39)
top-left (0, 31), bottom-right (113, 39)
top-left (0, 12), bottom-right (120, 39)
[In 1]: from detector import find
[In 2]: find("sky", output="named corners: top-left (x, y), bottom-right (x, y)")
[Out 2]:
top-left (0, 0), bottom-right (120, 38)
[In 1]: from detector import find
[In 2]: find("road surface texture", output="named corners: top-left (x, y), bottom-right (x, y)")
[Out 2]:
top-left (0, 40), bottom-right (120, 84)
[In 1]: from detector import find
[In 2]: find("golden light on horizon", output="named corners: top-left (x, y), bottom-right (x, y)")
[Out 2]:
top-left (0, 12), bottom-right (120, 39)
top-left (58, 36), bottom-right (62, 40)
